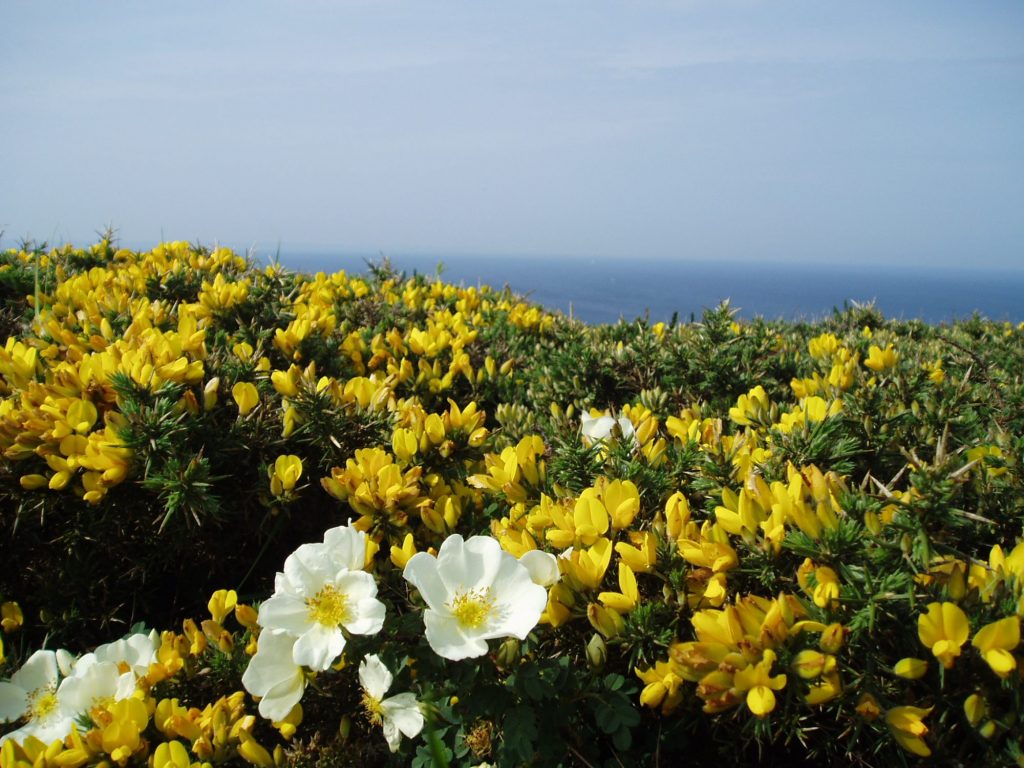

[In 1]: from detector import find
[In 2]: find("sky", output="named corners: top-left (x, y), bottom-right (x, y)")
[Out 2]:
top-left (2, 1), bottom-right (1023, 268)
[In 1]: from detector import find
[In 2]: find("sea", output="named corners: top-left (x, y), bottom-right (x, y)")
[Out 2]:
top-left (268, 252), bottom-right (1024, 326)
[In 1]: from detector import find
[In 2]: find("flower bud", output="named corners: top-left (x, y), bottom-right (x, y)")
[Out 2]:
top-left (496, 638), bottom-right (520, 669)
top-left (586, 635), bottom-right (607, 670)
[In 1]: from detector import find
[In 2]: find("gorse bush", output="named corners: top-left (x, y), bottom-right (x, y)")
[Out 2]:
top-left (0, 239), bottom-right (1023, 767)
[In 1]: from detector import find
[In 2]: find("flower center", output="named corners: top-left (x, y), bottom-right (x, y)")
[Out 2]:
top-left (28, 689), bottom-right (58, 721)
top-left (449, 587), bottom-right (495, 629)
top-left (307, 584), bottom-right (350, 627)
top-left (361, 691), bottom-right (383, 726)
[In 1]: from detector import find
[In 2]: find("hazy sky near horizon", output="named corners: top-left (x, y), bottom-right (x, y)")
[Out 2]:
top-left (2, 1), bottom-right (1022, 267)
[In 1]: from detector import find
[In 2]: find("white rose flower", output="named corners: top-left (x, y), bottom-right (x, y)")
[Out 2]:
top-left (259, 526), bottom-right (386, 670)
top-left (580, 411), bottom-right (635, 447)
top-left (0, 650), bottom-right (74, 746)
top-left (403, 534), bottom-right (548, 661)
top-left (358, 654), bottom-right (423, 752)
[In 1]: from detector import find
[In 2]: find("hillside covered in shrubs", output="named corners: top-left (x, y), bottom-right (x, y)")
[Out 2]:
top-left (1, 239), bottom-right (1023, 767)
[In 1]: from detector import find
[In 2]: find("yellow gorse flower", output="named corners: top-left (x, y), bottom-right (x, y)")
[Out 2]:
top-left (885, 705), bottom-right (933, 757)
top-left (269, 455), bottom-right (303, 498)
top-left (971, 615), bottom-right (1020, 677)
top-left (917, 601), bottom-right (969, 669)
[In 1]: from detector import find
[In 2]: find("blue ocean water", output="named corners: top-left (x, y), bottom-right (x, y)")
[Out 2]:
top-left (272, 252), bottom-right (1024, 326)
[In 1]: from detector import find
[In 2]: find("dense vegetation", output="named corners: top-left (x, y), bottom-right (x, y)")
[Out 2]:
top-left (1, 239), bottom-right (1022, 767)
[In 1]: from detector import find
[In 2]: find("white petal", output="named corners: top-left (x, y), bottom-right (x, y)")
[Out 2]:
top-left (58, 660), bottom-right (119, 715)
top-left (258, 593), bottom-right (314, 636)
top-left (435, 535), bottom-right (499, 594)
top-left (114, 672), bottom-right (138, 701)
top-left (519, 550), bottom-right (560, 587)
top-left (322, 525), bottom-right (367, 571)
top-left (0, 682), bottom-right (28, 722)
top-left (381, 717), bottom-right (401, 752)
top-left (334, 570), bottom-right (378, 602)
top-left (484, 557), bottom-right (547, 640)
top-left (345, 596), bottom-right (386, 636)
top-left (582, 415), bottom-right (615, 442)
top-left (424, 609), bottom-right (487, 661)
top-left (11, 650), bottom-right (58, 694)
top-left (282, 542), bottom-right (334, 593)
top-left (403, 552), bottom-right (450, 612)
top-left (258, 673), bottom-right (305, 722)
top-left (21, 713), bottom-right (74, 746)
top-left (292, 624), bottom-right (345, 671)
top-left (242, 631), bottom-right (302, 696)
top-left (358, 655), bottom-right (393, 701)
top-left (382, 693), bottom-right (424, 738)
top-left (55, 650), bottom-right (76, 677)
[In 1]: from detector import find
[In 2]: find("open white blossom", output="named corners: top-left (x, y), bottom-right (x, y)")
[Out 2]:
top-left (358, 654), bottom-right (423, 752)
top-left (0, 650), bottom-right (74, 746)
top-left (93, 631), bottom-right (160, 678)
top-left (403, 534), bottom-right (548, 661)
top-left (57, 655), bottom-right (128, 718)
top-left (241, 630), bottom-right (306, 722)
top-left (580, 411), bottom-right (636, 447)
top-left (259, 525), bottom-right (386, 670)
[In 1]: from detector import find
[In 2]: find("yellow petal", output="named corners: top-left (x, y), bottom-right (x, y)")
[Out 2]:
top-left (893, 657), bottom-right (929, 680)
top-left (746, 686), bottom-right (776, 717)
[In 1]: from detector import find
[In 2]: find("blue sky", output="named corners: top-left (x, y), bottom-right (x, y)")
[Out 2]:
top-left (2, 1), bottom-right (1022, 267)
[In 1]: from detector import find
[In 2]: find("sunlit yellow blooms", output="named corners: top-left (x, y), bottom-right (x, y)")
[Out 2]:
top-left (571, 490), bottom-right (610, 546)
top-left (922, 358), bottom-right (945, 384)
top-left (208, 589), bottom-right (238, 624)
top-left (392, 428), bottom-right (418, 463)
top-left (566, 538), bottom-right (614, 591)
top-left (269, 455), bottom-right (303, 498)
top-left (615, 531), bottom-right (657, 574)
top-left (918, 601), bottom-right (969, 669)
top-left (1, 601), bottom-right (23, 633)
top-left (321, 447), bottom-right (425, 531)
top-left (599, 563), bottom-right (639, 614)
top-left (971, 616), bottom-right (1020, 677)
top-left (635, 660), bottom-right (686, 714)
top-left (198, 273), bottom-right (250, 315)
top-left (237, 729), bottom-right (276, 768)
top-left (153, 741), bottom-right (192, 768)
top-left (917, 556), bottom-right (968, 601)
top-left (893, 657), bottom-right (929, 679)
top-left (232, 382), bottom-right (259, 415)
top-left (807, 333), bottom-right (840, 360)
top-left (803, 669), bottom-right (842, 706)
top-left (269, 702), bottom-right (303, 741)
top-left (234, 603), bottom-right (259, 633)
top-left (677, 522), bottom-right (738, 575)
top-left (93, 696), bottom-right (149, 765)
top-left (390, 533), bottom-right (418, 569)
top-left (864, 344), bottom-right (897, 372)
top-left (587, 603), bottom-right (624, 638)
top-left (729, 385), bottom-right (774, 427)
top-left (732, 650), bottom-right (787, 717)
top-left (468, 436), bottom-right (546, 504)
top-left (855, 693), bottom-right (881, 722)
top-left (966, 445), bottom-right (1007, 478)
top-left (963, 694), bottom-right (997, 739)
top-left (885, 705), bottom-right (933, 757)
top-left (775, 396), bottom-right (842, 434)
top-left (715, 477), bottom-right (772, 543)
top-left (796, 559), bottom-right (841, 610)
top-left (791, 650), bottom-right (836, 680)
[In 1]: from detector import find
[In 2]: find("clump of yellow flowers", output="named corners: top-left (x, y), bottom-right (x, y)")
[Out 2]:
top-left (1, 240), bottom-right (1023, 766)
